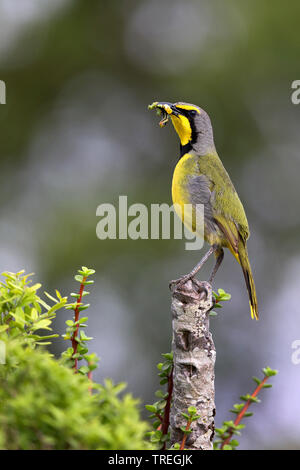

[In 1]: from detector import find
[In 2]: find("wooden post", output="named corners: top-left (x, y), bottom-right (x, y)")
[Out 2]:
top-left (170, 279), bottom-right (216, 450)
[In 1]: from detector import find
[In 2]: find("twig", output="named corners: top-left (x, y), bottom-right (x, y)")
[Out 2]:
top-left (71, 276), bottom-right (87, 371)
top-left (180, 419), bottom-right (192, 450)
top-left (161, 365), bottom-right (174, 449)
top-left (220, 376), bottom-right (269, 449)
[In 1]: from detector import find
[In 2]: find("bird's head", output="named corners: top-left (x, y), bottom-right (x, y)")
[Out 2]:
top-left (148, 101), bottom-right (215, 155)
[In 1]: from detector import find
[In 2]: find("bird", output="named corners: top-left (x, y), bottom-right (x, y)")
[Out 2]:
top-left (148, 101), bottom-right (258, 320)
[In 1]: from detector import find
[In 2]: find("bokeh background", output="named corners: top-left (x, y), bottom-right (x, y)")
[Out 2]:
top-left (1, 0), bottom-right (300, 449)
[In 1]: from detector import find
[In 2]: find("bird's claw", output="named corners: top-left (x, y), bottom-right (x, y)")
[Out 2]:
top-left (169, 275), bottom-right (193, 291)
top-left (169, 276), bottom-right (210, 302)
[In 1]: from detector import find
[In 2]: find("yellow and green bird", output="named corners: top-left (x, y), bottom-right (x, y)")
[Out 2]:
top-left (149, 101), bottom-right (258, 320)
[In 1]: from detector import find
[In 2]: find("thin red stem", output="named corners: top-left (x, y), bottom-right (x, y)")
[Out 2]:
top-left (71, 277), bottom-right (86, 371)
top-left (220, 376), bottom-right (269, 449)
top-left (161, 365), bottom-right (174, 449)
top-left (87, 368), bottom-right (93, 395)
top-left (180, 420), bottom-right (191, 450)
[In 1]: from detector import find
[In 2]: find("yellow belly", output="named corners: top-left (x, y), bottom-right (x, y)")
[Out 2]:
top-left (172, 153), bottom-right (197, 235)
top-left (172, 155), bottom-right (191, 204)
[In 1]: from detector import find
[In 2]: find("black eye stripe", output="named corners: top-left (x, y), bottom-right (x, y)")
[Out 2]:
top-left (176, 108), bottom-right (197, 117)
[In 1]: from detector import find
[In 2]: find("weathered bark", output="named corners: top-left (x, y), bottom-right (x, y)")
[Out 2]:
top-left (170, 279), bottom-right (216, 450)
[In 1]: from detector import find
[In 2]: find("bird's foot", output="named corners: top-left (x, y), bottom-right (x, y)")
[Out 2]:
top-left (169, 276), bottom-right (210, 303)
top-left (169, 274), bottom-right (194, 291)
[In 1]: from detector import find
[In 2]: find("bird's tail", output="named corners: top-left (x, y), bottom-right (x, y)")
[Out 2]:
top-left (236, 241), bottom-right (258, 320)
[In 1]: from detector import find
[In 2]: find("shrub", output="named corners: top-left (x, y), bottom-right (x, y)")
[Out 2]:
top-left (0, 270), bottom-right (150, 450)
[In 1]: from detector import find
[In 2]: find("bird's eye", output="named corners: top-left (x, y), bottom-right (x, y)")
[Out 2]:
top-left (189, 110), bottom-right (197, 116)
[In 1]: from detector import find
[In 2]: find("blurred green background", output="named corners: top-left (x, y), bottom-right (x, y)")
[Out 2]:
top-left (1, 0), bottom-right (300, 449)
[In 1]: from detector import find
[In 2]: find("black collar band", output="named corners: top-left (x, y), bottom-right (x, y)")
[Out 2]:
top-left (180, 142), bottom-right (192, 157)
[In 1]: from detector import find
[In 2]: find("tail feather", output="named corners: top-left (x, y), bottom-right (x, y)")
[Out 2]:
top-left (237, 241), bottom-right (259, 320)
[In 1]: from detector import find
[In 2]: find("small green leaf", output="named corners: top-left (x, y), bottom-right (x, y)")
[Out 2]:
top-left (188, 406), bottom-right (197, 415)
top-left (78, 304), bottom-right (90, 311)
top-left (262, 367), bottom-right (278, 377)
top-left (162, 352), bottom-right (173, 360)
top-left (230, 439), bottom-right (239, 447)
top-left (252, 376), bottom-right (261, 385)
top-left (209, 311), bottom-right (218, 316)
top-left (145, 405), bottom-right (157, 413)
top-left (78, 365), bottom-right (89, 375)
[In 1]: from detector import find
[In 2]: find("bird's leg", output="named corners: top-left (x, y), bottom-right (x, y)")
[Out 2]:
top-left (169, 245), bottom-right (216, 290)
top-left (208, 248), bottom-right (224, 284)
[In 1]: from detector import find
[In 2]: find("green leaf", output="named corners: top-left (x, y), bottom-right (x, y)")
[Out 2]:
top-left (78, 304), bottom-right (90, 311)
top-left (79, 267), bottom-right (96, 276)
top-left (30, 308), bottom-right (38, 321)
top-left (157, 400), bottom-right (167, 410)
top-left (181, 427), bottom-right (192, 434)
top-left (230, 439), bottom-right (239, 447)
top-left (78, 365), bottom-right (89, 375)
top-left (220, 293), bottom-right (231, 301)
top-left (223, 420), bottom-right (235, 428)
top-left (233, 403), bottom-right (244, 410)
top-left (209, 311), bottom-right (218, 316)
top-left (262, 367), bottom-right (278, 377)
top-left (188, 406), bottom-right (197, 415)
top-left (80, 330), bottom-right (93, 341)
top-left (191, 414), bottom-right (201, 422)
top-left (160, 378), bottom-right (168, 385)
top-left (162, 352), bottom-right (173, 360)
top-left (252, 376), bottom-right (261, 385)
top-left (31, 319), bottom-right (52, 331)
top-left (44, 292), bottom-right (57, 303)
top-left (145, 405), bottom-right (157, 413)
top-left (235, 424), bottom-right (245, 430)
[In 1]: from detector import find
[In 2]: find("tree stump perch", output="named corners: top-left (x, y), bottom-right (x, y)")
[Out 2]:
top-left (170, 279), bottom-right (216, 450)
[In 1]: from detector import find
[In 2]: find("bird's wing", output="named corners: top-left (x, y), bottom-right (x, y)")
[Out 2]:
top-left (187, 173), bottom-right (214, 223)
top-left (187, 172), bottom-right (247, 254)
top-left (187, 174), bottom-right (212, 205)
top-left (213, 215), bottom-right (239, 253)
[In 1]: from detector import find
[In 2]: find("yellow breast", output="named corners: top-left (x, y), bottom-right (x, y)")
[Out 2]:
top-left (172, 153), bottom-right (197, 234)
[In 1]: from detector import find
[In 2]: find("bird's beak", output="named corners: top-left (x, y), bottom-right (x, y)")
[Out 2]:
top-left (148, 101), bottom-right (180, 127)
